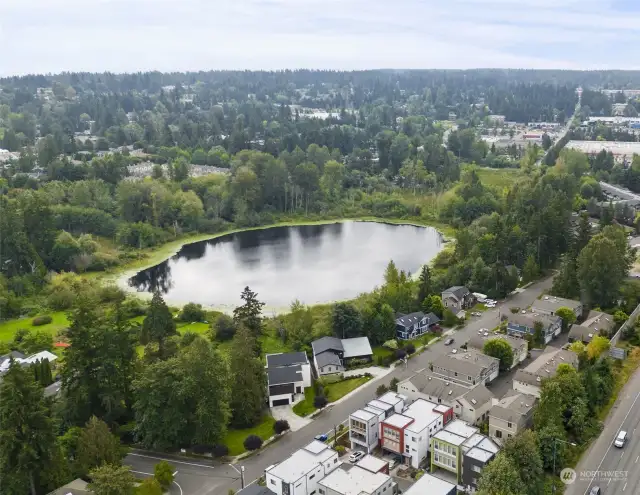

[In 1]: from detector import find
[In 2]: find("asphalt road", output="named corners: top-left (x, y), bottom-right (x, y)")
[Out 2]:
top-left (565, 368), bottom-right (640, 495)
top-left (124, 275), bottom-right (555, 494)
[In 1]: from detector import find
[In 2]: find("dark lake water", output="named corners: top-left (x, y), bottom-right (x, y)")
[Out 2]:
top-left (127, 221), bottom-right (443, 310)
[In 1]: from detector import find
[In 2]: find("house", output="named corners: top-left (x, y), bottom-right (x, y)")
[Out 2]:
top-left (47, 478), bottom-right (91, 495)
top-left (0, 350), bottom-right (58, 375)
top-left (266, 352), bottom-right (312, 407)
top-left (442, 286), bottom-right (475, 312)
top-left (265, 440), bottom-right (340, 495)
top-left (568, 310), bottom-right (616, 343)
top-left (532, 296), bottom-right (583, 319)
top-left (506, 312), bottom-right (562, 344)
top-left (311, 336), bottom-right (373, 376)
top-left (467, 334), bottom-right (528, 368)
top-left (356, 455), bottom-right (389, 475)
top-left (403, 473), bottom-right (456, 495)
top-left (380, 398), bottom-right (453, 468)
top-left (513, 347), bottom-right (578, 397)
top-left (431, 350), bottom-right (499, 386)
top-left (395, 312), bottom-right (441, 340)
top-left (349, 409), bottom-right (380, 454)
top-left (397, 370), bottom-right (494, 425)
top-left (317, 465), bottom-right (396, 495)
top-left (489, 390), bottom-right (537, 444)
top-left (430, 420), bottom-right (500, 492)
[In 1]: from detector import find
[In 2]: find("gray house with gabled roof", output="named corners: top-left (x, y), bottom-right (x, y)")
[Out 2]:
top-left (395, 312), bottom-right (441, 340)
top-left (442, 286), bottom-right (475, 312)
top-left (265, 352), bottom-right (311, 407)
top-left (311, 336), bottom-right (372, 376)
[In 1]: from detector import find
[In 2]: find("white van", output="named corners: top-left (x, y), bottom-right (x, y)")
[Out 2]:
top-left (614, 430), bottom-right (627, 448)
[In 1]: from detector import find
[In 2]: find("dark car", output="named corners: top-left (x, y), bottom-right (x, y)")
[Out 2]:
top-left (444, 338), bottom-right (454, 345)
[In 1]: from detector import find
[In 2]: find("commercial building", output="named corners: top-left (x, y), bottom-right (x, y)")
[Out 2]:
top-left (430, 420), bottom-right (500, 492)
top-left (513, 347), bottom-right (578, 397)
top-left (317, 466), bottom-right (395, 495)
top-left (488, 390), bottom-right (537, 444)
top-left (380, 399), bottom-right (452, 468)
top-left (431, 350), bottom-right (499, 386)
top-left (397, 370), bottom-right (494, 425)
top-left (532, 296), bottom-right (583, 319)
top-left (565, 140), bottom-right (640, 163)
top-left (265, 441), bottom-right (340, 495)
top-left (467, 334), bottom-right (528, 368)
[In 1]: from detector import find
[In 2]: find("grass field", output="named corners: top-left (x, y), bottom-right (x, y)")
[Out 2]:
top-left (475, 167), bottom-right (524, 190)
top-left (292, 387), bottom-right (317, 417)
top-left (222, 414), bottom-right (276, 456)
top-left (325, 376), bottom-right (371, 402)
top-left (0, 312), bottom-right (70, 342)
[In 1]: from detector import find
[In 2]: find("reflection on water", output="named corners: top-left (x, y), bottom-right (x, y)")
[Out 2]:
top-left (128, 221), bottom-right (443, 308)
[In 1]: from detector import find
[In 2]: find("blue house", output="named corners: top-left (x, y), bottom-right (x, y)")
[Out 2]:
top-left (506, 313), bottom-right (561, 344)
top-left (395, 312), bottom-right (441, 340)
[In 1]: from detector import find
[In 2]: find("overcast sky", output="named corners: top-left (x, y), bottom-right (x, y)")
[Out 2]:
top-left (1, 0), bottom-right (640, 76)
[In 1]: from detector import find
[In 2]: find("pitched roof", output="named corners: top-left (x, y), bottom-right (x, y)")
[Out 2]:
top-left (401, 370), bottom-right (470, 400)
top-left (532, 296), bottom-right (582, 313)
top-left (311, 336), bottom-right (343, 355)
top-left (568, 324), bottom-right (597, 343)
top-left (425, 312), bottom-right (442, 324)
top-left (315, 351), bottom-right (342, 368)
top-left (267, 365), bottom-right (303, 386)
top-left (341, 337), bottom-right (373, 358)
top-left (396, 312), bottom-right (425, 327)
top-left (514, 347), bottom-right (578, 385)
top-left (489, 390), bottom-right (537, 422)
top-left (449, 349), bottom-right (499, 370)
top-left (507, 312), bottom-right (561, 329)
top-left (442, 286), bottom-right (471, 300)
top-left (467, 334), bottom-right (527, 353)
top-left (266, 352), bottom-right (308, 368)
top-left (461, 384), bottom-right (494, 408)
top-left (432, 354), bottom-right (486, 378)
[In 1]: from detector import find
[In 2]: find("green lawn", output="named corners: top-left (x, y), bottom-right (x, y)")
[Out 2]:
top-left (292, 387), bottom-right (317, 417)
top-left (372, 346), bottom-right (394, 361)
top-left (475, 167), bottom-right (524, 190)
top-left (325, 376), bottom-right (372, 402)
top-left (222, 414), bottom-right (276, 456)
top-left (0, 312), bottom-right (70, 342)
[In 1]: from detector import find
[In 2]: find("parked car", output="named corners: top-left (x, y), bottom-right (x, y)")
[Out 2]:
top-left (350, 451), bottom-right (365, 463)
top-left (589, 487), bottom-right (601, 495)
top-left (484, 331), bottom-right (489, 336)
top-left (614, 430), bottom-right (627, 448)
top-left (444, 338), bottom-right (454, 345)
top-left (315, 434), bottom-right (328, 442)
top-left (471, 311), bottom-right (482, 317)
top-left (451, 349), bottom-right (458, 354)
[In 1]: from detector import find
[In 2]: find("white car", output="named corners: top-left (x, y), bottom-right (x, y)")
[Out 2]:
top-left (350, 451), bottom-right (365, 463)
top-left (451, 349), bottom-right (458, 354)
top-left (484, 331), bottom-right (489, 336)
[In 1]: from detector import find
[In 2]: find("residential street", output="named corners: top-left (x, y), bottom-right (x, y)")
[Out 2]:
top-left (124, 275), bottom-right (555, 494)
top-left (565, 368), bottom-right (640, 495)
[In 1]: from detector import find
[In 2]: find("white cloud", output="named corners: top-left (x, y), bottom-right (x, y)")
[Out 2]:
top-left (1, 0), bottom-right (639, 75)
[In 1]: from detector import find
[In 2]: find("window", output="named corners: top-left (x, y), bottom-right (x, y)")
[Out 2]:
top-left (405, 446), bottom-right (410, 453)
top-left (438, 398), bottom-right (441, 403)
top-left (309, 475), bottom-right (315, 480)
top-left (412, 437), bottom-right (416, 442)
top-left (472, 465), bottom-right (482, 473)
top-left (495, 430), bottom-right (502, 438)
top-left (319, 490), bottom-right (325, 495)
top-left (310, 492), bottom-right (316, 495)
top-left (454, 372), bottom-right (458, 377)
top-left (334, 459), bottom-right (338, 464)
top-left (328, 367), bottom-right (332, 371)
top-left (507, 422), bottom-right (512, 428)
top-left (508, 434), bottom-right (512, 438)
top-left (270, 480), bottom-right (276, 486)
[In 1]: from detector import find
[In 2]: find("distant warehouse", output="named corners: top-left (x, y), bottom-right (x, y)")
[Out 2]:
top-left (564, 140), bottom-right (640, 163)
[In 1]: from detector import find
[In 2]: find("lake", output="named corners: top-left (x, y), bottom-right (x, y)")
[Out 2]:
top-left (127, 221), bottom-right (444, 311)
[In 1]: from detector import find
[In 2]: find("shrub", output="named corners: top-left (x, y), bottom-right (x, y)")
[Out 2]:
top-left (314, 395), bottom-right (328, 409)
top-left (191, 444), bottom-right (213, 455)
top-left (136, 478), bottom-right (162, 495)
top-left (179, 302), bottom-right (206, 322)
top-left (390, 378), bottom-right (399, 392)
top-left (383, 339), bottom-right (398, 349)
top-left (154, 461), bottom-right (174, 489)
top-left (335, 445), bottom-right (346, 455)
top-left (243, 435), bottom-right (263, 451)
top-left (405, 343), bottom-right (416, 355)
top-left (98, 285), bottom-right (126, 303)
top-left (274, 420), bottom-right (290, 435)
top-left (32, 315), bottom-right (52, 326)
top-left (376, 384), bottom-right (389, 396)
top-left (212, 444), bottom-right (229, 458)
top-left (510, 307), bottom-right (520, 314)
top-left (395, 349), bottom-right (407, 360)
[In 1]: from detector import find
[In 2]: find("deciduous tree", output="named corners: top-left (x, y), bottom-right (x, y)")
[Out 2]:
top-left (484, 338), bottom-right (514, 371)
top-left (88, 464), bottom-right (136, 495)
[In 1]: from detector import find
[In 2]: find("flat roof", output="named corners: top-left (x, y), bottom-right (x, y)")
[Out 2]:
top-left (351, 409), bottom-right (376, 422)
top-left (403, 399), bottom-right (442, 433)
top-left (319, 466), bottom-right (389, 495)
top-left (442, 419), bottom-right (478, 440)
top-left (357, 455), bottom-right (387, 473)
top-left (368, 399), bottom-right (393, 411)
top-left (566, 140), bottom-right (640, 156)
top-left (378, 391), bottom-right (405, 406)
top-left (266, 441), bottom-right (336, 482)
top-left (364, 406), bottom-right (385, 417)
top-left (383, 413), bottom-right (414, 429)
top-left (533, 296), bottom-right (581, 312)
top-left (403, 473), bottom-right (456, 495)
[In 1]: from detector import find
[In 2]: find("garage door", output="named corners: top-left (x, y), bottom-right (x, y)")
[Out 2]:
top-left (272, 398), bottom-right (290, 407)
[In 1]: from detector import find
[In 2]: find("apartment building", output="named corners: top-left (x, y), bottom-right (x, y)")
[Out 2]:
top-left (350, 393), bottom-right (406, 453)
top-left (513, 347), bottom-right (578, 398)
top-left (431, 350), bottom-right (499, 386)
top-left (467, 334), bottom-right (528, 368)
top-left (532, 295), bottom-right (583, 319)
top-left (265, 441), bottom-right (340, 495)
top-left (381, 399), bottom-right (453, 468)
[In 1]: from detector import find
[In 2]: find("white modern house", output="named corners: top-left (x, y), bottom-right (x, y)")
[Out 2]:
top-left (349, 392), bottom-right (407, 453)
top-left (265, 441), bottom-right (340, 495)
top-left (317, 465), bottom-right (395, 495)
top-left (266, 352), bottom-right (312, 407)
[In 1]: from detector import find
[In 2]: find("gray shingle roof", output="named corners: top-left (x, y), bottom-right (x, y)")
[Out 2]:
top-left (402, 371), bottom-right (470, 400)
top-left (315, 351), bottom-right (342, 368)
top-left (467, 334), bottom-right (527, 353)
top-left (267, 365), bottom-right (303, 386)
top-left (489, 390), bottom-right (537, 423)
top-left (341, 337), bottom-right (373, 358)
top-left (432, 354), bottom-right (486, 377)
top-left (461, 384), bottom-right (494, 408)
top-left (532, 296), bottom-right (581, 313)
top-left (443, 286), bottom-right (471, 301)
top-left (396, 312), bottom-right (425, 327)
top-left (266, 352), bottom-right (308, 368)
top-left (507, 312), bottom-right (561, 329)
top-left (312, 336), bottom-right (343, 355)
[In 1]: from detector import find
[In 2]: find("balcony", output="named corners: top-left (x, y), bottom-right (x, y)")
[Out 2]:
top-left (382, 438), bottom-right (401, 454)
top-left (350, 431), bottom-right (368, 444)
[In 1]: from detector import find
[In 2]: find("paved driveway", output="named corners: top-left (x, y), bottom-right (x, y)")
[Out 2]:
top-left (271, 404), bottom-right (312, 432)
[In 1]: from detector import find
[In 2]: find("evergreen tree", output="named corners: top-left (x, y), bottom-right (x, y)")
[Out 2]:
top-left (416, 265), bottom-right (432, 308)
top-left (76, 416), bottom-right (126, 478)
top-left (522, 254), bottom-right (539, 284)
top-left (0, 362), bottom-right (57, 495)
top-left (233, 286), bottom-right (265, 345)
top-left (229, 326), bottom-right (267, 428)
top-left (88, 464), bottom-right (136, 495)
top-left (575, 212), bottom-right (592, 253)
top-left (141, 291), bottom-right (177, 360)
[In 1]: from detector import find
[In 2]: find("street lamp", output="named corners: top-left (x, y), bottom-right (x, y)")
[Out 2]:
top-left (552, 438), bottom-right (577, 494)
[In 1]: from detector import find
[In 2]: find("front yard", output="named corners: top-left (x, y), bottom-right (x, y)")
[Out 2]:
top-left (222, 414), bottom-right (276, 456)
top-left (293, 376), bottom-right (373, 417)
